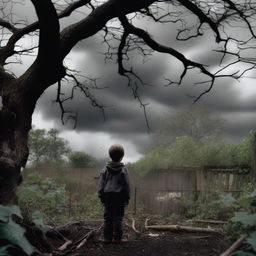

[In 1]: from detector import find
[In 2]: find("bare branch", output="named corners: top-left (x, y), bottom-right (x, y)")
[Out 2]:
top-left (0, 18), bottom-right (18, 33)
top-left (223, 0), bottom-right (256, 38)
top-left (59, 0), bottom-right (155, 59)
top-left (119, 16), bottom-right (214, 84)
top-left (64, 72), bottom-right (106, 125)
top-left (177, 0), bottom-right (222, 42)
top-left (0, 0), bottom-right (91, 65)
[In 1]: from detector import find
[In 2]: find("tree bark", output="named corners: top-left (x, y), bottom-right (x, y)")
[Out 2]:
top-left (0, 0), bottom-right (65, 205)
top-left (0, 78), bottom-right (37, 204)
top-left (0, 109), bottom-right (30, 204)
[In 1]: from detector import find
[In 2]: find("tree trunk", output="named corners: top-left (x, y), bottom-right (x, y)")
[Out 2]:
top-left (0, 95), bottom-right (34, 204)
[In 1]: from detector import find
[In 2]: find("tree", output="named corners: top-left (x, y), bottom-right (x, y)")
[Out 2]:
top-left (69, 151), bottom-right (98, 168)
top-left (1, 0), bottom-right (256, 204)
top-left (153, 105), bottom-right (225, 147)
top-left (28, 128), bottom-right (48, 165)
top-left (134, 135), bottom-right (251, 175)
top-left (29, 128), bottom-right (71, 166)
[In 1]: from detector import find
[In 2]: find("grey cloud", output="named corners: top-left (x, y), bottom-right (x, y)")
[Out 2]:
top-left (33, 3), bottom-right (256, 152)
top-left (222, 111), bottom-right (256, 142)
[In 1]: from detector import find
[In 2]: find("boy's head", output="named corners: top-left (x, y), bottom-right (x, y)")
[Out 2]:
top-left (108, 144), bottom-right (124, 162)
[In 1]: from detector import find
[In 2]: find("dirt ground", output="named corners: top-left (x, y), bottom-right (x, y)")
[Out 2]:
top-left (47, 221), bottom-right (229, 256)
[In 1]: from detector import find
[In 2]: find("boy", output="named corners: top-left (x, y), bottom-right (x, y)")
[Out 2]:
top-left (98, 144), bottom-right (130, 243)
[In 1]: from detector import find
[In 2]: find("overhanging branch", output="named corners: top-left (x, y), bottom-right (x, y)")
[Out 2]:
top-left (0, 0), bottom-right (91, 65)
top-left (119, 16), bottom-right (214, 85)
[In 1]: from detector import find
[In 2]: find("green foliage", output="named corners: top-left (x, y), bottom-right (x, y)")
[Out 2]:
top-left (0, 246), bottom-right (12, 256)
top-left (232, 212), bottom-right (256, 226)
top-left (18, 172), bottom-right (68, 217)
top-left (135, 106), bottom-right (255, 175)
top-left (84, 194), bottom-right (102, 219)
top-left (29, 128), bottom-right (71, 166)
top-left (133, 127), bottom-right (256, 176)
top-left (31, 211), bottom-right (49, 233)
top-left (0, 205), bottom-right (35, 255)
top-left (217, 193), bottom-right (237, 207)
top-left (18, 169), bottom-right (103, 224)
top-left (134, 135), bottom-right (250, 175)
top-left (69, 151), bottom-right (98, 168)
top-left (179, 191), bottom-right (236, 220)
top-left (221, 188), bottom-right (256, 255)
top-left (247, 232), bottom-right (256, 251)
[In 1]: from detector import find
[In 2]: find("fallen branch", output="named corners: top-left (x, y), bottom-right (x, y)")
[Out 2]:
top-left (75, 224), bottom-right (103, 249)
top-left (131, 218), bottom-right (140, 233)
top-left (48, 226), bottom-right (72, 251)
top-left (76, 229), bottom-right (95, 249)
top-left (194, 219), bottom-right (228, 225)
top-left (58, 240), bottom-right (72, 251)
top-left (220, 234), bottom-right (248, 256)
top-left (187, 235), bottom-right (211, 239)
top-left (145, 224), bottom-right (221, 233)
top-left (145, 218), bottom-right (151, 230)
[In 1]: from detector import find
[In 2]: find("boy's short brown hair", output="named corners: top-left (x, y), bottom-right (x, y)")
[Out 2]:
top-left (108, 144), bottom-right (124, 162)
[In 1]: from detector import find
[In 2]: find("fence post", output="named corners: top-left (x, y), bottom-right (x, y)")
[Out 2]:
top-left (133, 187), bottom-right (137, 215)
top-left (194, 170), bottom-right (199, 202)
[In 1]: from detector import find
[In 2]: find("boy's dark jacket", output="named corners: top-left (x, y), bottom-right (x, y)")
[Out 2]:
top-left (98, 161), bottom-right (130, 203)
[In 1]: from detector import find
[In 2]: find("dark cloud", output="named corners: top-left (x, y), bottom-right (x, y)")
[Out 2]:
top-left (29, 2), bottom-right (256, 155)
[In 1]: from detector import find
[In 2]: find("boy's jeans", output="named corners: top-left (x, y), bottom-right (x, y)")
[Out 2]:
top-left (103, 194), bottom-right (125, 240)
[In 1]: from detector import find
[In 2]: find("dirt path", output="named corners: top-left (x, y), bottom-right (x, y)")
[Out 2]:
top-left (75, 232), bottom-right (227, 256)
top-left (49, 222), bottom-right (228, 256)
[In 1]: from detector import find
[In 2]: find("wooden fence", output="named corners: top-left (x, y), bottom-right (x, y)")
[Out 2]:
top-left (26, 165), bottom-right (251, 216)
top-left (130, 166), bottom-right (250, 215)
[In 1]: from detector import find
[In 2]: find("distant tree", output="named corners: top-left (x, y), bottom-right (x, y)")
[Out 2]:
top-left (69, 151), bottom-right (98, 168)
top-left (153, 105), bottom-right (225, 148)
top-left (29, 128), bottom-right (71, 166)
top-left (134, 135), bottom-right (244, 175)
top-left (28, 128), bottom-right (48, 165)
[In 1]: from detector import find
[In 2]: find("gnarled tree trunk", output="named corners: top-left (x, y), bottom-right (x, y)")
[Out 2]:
top-left (0, 79), bottom-right (36, 204)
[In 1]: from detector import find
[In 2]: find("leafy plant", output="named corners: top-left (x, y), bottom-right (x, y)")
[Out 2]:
top-left (18, 172), bottom-right (68, 219)
top-left (0, 205), bottom-right (35, 255)
top-left (220, 188), bottom-right (256, 255)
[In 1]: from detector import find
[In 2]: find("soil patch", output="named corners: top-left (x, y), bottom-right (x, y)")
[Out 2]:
top-left (47, 221), bottom-right (229, 256)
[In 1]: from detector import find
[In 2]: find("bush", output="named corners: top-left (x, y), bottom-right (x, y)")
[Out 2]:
top-left (69, 151), bottom-right (98, 168)
top-left (133, 131), bottom-right (255, 176)
top-left (18, 172), bottom-right (68, 219)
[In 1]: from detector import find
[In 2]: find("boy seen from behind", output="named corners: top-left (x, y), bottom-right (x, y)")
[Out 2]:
top-left (98, 144), bottom-right (130, 243)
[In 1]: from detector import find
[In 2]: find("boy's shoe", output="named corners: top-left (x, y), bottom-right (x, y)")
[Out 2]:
top-left (113, 237), bottom-right (128, 244)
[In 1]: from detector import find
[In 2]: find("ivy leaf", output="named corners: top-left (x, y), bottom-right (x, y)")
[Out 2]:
top-left (0, 205), bottom-right (35, 255)
top-left (247, 231), bottom-right (256, 252)
top-left (218, 193), bottom-right (236, 207)
top-left (32, 211), bottom-right (49, 233)
top-left (249, 190), bottom-right (256, 198)
top-left (231, 212), bottom-right (256, 226)
top-left (0, 245), bottom-right (12, 256)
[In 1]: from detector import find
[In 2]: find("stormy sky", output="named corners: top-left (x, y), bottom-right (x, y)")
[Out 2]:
top-left (4, 1), bottom-right (256, 162)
